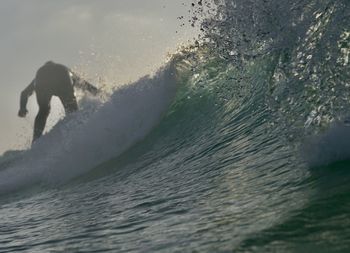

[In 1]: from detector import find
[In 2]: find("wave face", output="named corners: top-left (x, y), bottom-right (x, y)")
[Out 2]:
top-left (0, 0), bottom-right (350, 252)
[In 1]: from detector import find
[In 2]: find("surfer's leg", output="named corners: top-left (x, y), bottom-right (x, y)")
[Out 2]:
top-left (33, 93), bottom-right (51, 142)
top-left (59, 92), bottom-right (78, 114)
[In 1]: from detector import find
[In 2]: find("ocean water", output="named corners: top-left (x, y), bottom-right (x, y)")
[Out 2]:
top-left (1, 0), bottom-right (350, 252)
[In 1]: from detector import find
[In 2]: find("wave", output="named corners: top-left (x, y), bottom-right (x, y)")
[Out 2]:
top-left (0, 0), bottom-right (349, 251)
top-left (2, 1), bottom-right (346, 196)
top-left (0, 62), bottom-right (177, 195)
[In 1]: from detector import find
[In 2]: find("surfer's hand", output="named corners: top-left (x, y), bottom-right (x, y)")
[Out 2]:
top-left (18, 108), bottom-right (28, 118)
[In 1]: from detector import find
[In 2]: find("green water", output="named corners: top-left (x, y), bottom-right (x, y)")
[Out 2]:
top-left (0, 0), bottom-right (350, 252)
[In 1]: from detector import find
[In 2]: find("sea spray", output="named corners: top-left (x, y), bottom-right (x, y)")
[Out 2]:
top-left (0, 62), bottom-right (177, 194)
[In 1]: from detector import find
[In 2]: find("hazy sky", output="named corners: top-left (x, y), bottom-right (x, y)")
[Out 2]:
top-left (0, 0), bottom-right (197, 154)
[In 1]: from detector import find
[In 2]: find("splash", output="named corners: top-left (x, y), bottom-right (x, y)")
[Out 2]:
top-left (0, 62), bottom-right (177, 195)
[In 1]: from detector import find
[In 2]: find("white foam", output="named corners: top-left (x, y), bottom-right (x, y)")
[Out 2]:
top-left (302, 121), bottom-right (350, 167)
top-left (0, 62), bottom-right (177, 194)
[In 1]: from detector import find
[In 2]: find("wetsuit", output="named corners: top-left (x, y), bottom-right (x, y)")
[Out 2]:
top-left (18, 61), bottom-right (98, 142)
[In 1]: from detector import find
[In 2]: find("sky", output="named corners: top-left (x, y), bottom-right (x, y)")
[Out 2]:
top-left (0, 0), bottom-right (197, 154)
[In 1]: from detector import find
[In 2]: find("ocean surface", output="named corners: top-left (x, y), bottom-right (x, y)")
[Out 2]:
top-left (1, 0), bottom-right (350, 252)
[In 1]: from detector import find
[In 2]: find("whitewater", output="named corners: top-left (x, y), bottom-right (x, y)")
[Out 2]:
top-left (1, 0), bottom-right (350, 252)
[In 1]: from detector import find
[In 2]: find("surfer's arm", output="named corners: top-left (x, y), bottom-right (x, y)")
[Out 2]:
top-left (70, 71), bottom-right (99, 95)
top-left (18, 80), bottom-right (35, 117)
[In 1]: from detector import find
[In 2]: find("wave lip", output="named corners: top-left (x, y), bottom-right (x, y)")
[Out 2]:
top-left (0, 62), bottom-right (177, 195)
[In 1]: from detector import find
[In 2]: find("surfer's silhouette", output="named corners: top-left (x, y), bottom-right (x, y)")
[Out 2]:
top-left (18, 61), bottom-right (99, 143)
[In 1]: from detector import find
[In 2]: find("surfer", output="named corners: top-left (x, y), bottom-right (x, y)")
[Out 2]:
top-left (18, 61), bottom-right (99, 143)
